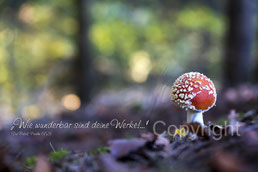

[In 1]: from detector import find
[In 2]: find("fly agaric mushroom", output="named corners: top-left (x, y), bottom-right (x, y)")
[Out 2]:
top-left (171, 72), bottom-right (217, 126)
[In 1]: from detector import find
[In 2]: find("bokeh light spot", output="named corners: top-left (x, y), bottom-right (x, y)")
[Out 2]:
top-left (19, 3), bottom-right (34, 24)
top-left (62, 94), bottom-right (81, 111)
top-left (130, 51), bottom-right (152, 83)
top-left (22, 104), bottom-right (41, 120)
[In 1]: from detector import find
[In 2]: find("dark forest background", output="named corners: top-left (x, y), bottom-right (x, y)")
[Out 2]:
top-left (0, 0), bottom-right (257, 127)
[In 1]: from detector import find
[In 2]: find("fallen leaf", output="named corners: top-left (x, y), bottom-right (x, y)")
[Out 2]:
top-left (153, 134), bottom-right (170, 151)
top-left (243, 130), bottom-right (258, 147)
top-left (109, 138), bottom-right (146, 159)
top-left (173, 128), bottom-right (187, 138)
top-left (228, 110), bottom-right (245, 134)
top-left (140, 133), bottom-right (155, 142)
top-left (98, 154), bottom-right (130, 172)
top-left (240, 110), bottom-right (257, 122)
top-left (33, 156), bottom-right (52, 172)
top-left (210, 150), bottom-right (246, 172)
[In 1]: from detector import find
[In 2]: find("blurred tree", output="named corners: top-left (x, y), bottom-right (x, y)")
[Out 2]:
top-left (75, 0), bottom-right (93, 105)
top-left (1, 0), bottom-right (26, 112)
top-left (224, 0), bottom-right (255, 87)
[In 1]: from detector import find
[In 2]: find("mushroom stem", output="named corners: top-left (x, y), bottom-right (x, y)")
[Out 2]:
top-left (187, 110), bottom-right (204, 126)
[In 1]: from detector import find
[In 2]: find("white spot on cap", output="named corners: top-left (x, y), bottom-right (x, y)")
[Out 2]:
top-left (179, 94), bottom-right (184, 99)
top-left (209, 90), bottom-right (213, 95)
top-left (195, 81), bottom-right (202, 85)
top-left (202, 85), bottom-right (210, 90)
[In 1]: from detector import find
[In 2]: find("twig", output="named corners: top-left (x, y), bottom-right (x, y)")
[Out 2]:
top-left (49, 141), bottom-right (56, 152)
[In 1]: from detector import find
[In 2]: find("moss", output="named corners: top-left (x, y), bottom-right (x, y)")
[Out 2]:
top-left (49, 149), bottom-right (69, 162)
top-left (88, 146), bottom-right (110, 155)
top-left (25, 156), bottom-right (37, 168)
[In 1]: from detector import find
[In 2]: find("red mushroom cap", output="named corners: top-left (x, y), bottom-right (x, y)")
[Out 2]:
top-left (171, 72), bottom-right (217, 112)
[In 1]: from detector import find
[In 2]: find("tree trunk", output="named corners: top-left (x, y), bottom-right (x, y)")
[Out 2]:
top-left (224, 0), bottom-right (255, 87)
top-left (76, 0), bottom-right (93, 105)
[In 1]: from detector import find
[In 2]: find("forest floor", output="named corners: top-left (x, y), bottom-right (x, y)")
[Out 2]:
top-left (1, 85), bottom-right (258, 172)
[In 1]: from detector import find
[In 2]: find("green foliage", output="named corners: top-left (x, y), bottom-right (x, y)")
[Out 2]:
top-left (88, 146), bottom-right (110, 156)
top-left (24, 149), bottom-right (70, 167)
top-left (216, 119), bottom-right (229, 126)
top-left (237, 113), bottom-right (245, 121)
top-left (131, 103), bottom-right (142, 113)
top-left (49, 149), bottom-right (69, 162)
top-left (24, 156), bottom-right (37, 168)
top-left (0, 0), bottom-right (77, 113)
top-left (90, 1), bottom-right (224, 81)
top-left (124, 134), bottom-right (134, 139)
top-left (177, 6), bottom-right (224, 35)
